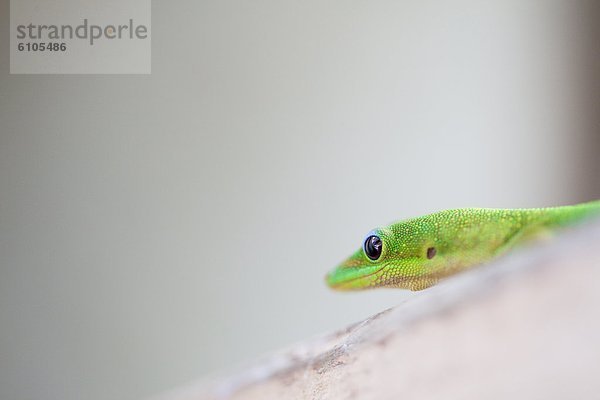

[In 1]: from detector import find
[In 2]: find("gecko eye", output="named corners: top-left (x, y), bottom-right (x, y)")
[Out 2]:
top-left (427, 247), bottom-right (437, 259)
top-left (364, 235), bottom-right (383, 261)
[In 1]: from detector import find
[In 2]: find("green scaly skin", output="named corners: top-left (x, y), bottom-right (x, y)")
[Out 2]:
top-left (326, 200), bottom-right (600, 291)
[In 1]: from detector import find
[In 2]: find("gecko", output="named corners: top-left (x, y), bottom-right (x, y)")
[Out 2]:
top-left (326, 200), bottom-right (600, 291)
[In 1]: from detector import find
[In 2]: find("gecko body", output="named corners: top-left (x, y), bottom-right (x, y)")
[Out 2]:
top-left (326, 201), bottom-right (600, 291)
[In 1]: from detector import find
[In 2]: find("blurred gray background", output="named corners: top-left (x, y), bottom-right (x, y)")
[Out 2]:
top-left (1, 1), bottom-right (599, 400)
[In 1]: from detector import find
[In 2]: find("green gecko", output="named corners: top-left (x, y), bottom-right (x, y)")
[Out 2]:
top-left (326, 200), bottom-right (600, 291)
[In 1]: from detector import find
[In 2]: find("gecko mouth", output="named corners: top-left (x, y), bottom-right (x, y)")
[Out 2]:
top-left (326, 264), bottom-right (387, 290)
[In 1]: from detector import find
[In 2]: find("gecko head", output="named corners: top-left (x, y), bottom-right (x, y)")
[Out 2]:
top-left (326, 221), bottom-right (443, 291)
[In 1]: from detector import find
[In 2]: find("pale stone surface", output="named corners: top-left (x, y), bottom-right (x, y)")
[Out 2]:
top-left (155, 220), bottom-right (600, 400)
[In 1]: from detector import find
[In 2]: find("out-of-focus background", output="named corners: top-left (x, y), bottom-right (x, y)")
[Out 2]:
top-left (1, 1), bottom-right (599, 400)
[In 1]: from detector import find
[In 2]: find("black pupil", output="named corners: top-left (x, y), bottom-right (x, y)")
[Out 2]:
top-left (364, 235), bottom-right (383, 260)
